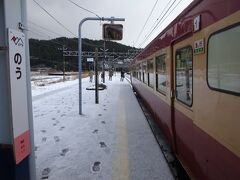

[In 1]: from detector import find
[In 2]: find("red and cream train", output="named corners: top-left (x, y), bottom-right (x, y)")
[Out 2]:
top-left (130, 0), bottom-right (240, 179)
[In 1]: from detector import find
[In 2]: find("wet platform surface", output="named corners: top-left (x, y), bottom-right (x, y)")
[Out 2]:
top-left (33, 74), bottom-right (174, 180)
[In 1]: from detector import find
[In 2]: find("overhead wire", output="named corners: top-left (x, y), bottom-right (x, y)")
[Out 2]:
top-left (31, 0), bottom-right (113, 49)
top-left (66, 0), bottom-right (104, 48)
top-left (29, 24), bottom-right (105, 49)
top-left (138, 0), bottom-right (178, 48)
top-left (28, 21), bottom-right (96, 50)
top-left (67, 0), bottom-right (101, 18)
top-left (138, 0), bottom-right (177, 48)
top-left (28, 22), bottom-right (75, 46)
top-left (142, 0), bottom-right (173, 43)
top-left (32, 0), bottom-right (77, 37)
top-left (29, 21), bottom-right (102, 48)
top-left (28, 20), bottom-right (63, 37)
top-left (28, 29), bottom-right (51, 41)
top-left (31, 0), bottom-right (130, 52)
top-left (28, 25), bottom-right (106, 55)
top-left (159, 0), bottom-right (184, 28)
top-left (134, 0), bottom-right (159, 47)
top-left (28, 26), bottom-right (77, 51)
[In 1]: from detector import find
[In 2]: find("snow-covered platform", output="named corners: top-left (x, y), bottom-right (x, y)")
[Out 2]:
top-left (32, 73), bottom-right (174, 180)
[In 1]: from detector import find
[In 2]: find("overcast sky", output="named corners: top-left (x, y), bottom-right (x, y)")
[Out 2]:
top-left (27, 0), bottom-right (193, 48)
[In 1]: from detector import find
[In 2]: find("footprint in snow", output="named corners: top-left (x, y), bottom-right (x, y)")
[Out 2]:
top-left (92, 129), bottom-right (98, 134)
top-left (51, 118), bottom-right (56, 121)
top-left (42, 137), bottom-right (47, 142)
top-left (41, 130), bottom-right (46, 133)
top-left (98, 114), bottom-right (102, 117)
top-left (99, 142), bottom-right (107, 148)
top-left (60, 126), bottom-right (65, 131)
top-left (35, 146), bottom-right (38, 151)
top-left (60, 148), bottom-right (69, 156)
top-left (54, 136), bottom-right (60, 142)
top-left (92, 161), bottom-right (101, 172)
top-left (41, 167), bottom-right (51, 179)
top-left (101, 121), bottom-right (106, 124)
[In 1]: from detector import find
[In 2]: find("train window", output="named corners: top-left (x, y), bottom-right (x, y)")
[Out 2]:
top-left (207, 24), bottom-right (240, 95)
top-left (132, 66), bottom-right (137, 78)
top-left (138, 64), bottom-right (141, 81)
top-left (156, 54), bottom-right (167, 94)
top-left (142, 61), bottom-right (147, 84)
top-left (147, 60), bottom-right (154, 88)
top-left (134, 65), bottom-right (138, 79)
top-left (175, 46), bottom-right (193, 106)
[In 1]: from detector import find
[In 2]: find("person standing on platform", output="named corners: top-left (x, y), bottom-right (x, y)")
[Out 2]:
top-left (120, 70), bottom-right (125, 81)
top-left (89, 70), bottom-right (94, 83)
top-left (101, 71), bottom-right (105, 82)
top-left (109, 69), bottom-right (113, 81)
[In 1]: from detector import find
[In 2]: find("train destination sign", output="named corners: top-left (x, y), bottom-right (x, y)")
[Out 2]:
top-left (8, 29), bottom-right (30, 164)
top-left (194, 39), bottom-right (204, 55)
top-left (103, 24), bottom-right (123, 40)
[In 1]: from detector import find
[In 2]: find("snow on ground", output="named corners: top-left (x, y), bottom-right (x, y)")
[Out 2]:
top-left (32, 73), bottom-right (174, 180)
top-left (31, 73), bottom-right (79, 97)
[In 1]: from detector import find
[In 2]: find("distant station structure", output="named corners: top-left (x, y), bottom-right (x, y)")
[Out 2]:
top-left (63, 49), bottom-right (141, 70)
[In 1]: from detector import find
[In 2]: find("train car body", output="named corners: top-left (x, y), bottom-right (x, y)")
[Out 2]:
top-left (131, 0), bottom-right (240, 179)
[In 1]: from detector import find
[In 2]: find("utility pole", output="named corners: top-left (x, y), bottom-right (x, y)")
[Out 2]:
top-left (94, 48), bottom-right (99, 104)
top-left (58, 45), bottom-right (67, 81)
top-left (100, 41), bottom-right (108, 83)
top-left (103, 41), bottom-right (105, 83)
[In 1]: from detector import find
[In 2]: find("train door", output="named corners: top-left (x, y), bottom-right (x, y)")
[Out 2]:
top-left (171, 40), bottom-right (195, 170)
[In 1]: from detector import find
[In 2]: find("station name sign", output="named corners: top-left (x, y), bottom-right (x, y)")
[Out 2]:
top-left (8, 29), bottom-right (30, 164)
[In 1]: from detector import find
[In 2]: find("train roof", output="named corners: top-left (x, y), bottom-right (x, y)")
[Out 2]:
top-left (133, 0), bottom-right (240, 64)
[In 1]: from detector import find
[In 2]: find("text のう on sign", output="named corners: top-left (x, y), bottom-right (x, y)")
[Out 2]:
top-left (8, 29), bottom-right (30, 164)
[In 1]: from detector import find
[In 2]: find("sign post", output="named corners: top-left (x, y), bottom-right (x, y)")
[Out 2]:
top-left (78, 17), bottom-right (125, 115)
top-left (8, 29), bottom-right (30, 164)
top-left (94, 48), bottom-right (99, 104)
top-left (0, 0), bottom-right (35, 179)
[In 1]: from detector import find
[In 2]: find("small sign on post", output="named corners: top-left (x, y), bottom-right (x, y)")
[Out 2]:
top-left (87, 58), bottom-right (94, 62)
top-left (103, 24), bottom-right (123, 40)
top-left (78, 17), bottom-right (125, 115)
top-left (8, 29), bottom-right (30, 164)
